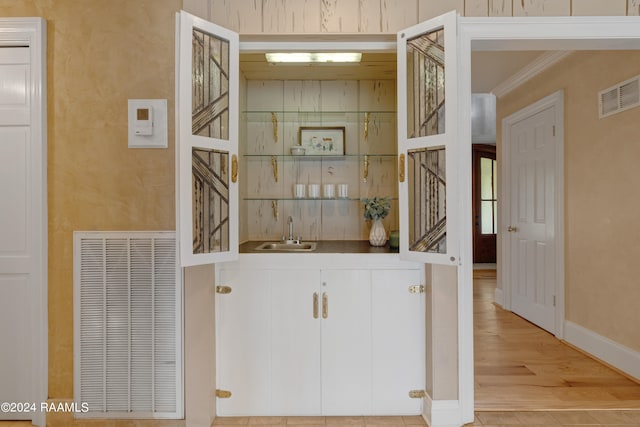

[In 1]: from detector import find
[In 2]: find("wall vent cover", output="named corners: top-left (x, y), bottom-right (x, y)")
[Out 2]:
top-left (73, 231), bottom-right (182, 419)
top-left (599, 75), bottom-right (640, 118)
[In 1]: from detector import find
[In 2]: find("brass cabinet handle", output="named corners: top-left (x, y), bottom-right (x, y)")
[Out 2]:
top-left (231, 154), bottom-right (238, 183)
top-left (399, 153), bottom-right (405, 183)
top-left (313, 292), bottom-right (319, 319)
top-left (322, 292), bottom-right (328, 319)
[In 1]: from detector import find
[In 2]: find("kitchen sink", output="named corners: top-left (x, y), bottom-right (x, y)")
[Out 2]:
top-left (255, 241), bottom-right (317, 252)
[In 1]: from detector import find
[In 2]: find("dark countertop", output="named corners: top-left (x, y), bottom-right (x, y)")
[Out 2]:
top-left (239, 240), bottom-right (399, 254)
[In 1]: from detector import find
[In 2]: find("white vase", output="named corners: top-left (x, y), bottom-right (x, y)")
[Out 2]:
top-left (369, 218), bottom-right (387, 246)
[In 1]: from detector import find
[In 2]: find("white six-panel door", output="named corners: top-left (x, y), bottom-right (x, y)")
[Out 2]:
top-left (504, 93), bottom-right (562, 334)
top-left (0, 47), bottom-right (35, 421)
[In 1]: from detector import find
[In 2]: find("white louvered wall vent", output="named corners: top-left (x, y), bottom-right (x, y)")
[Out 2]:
top-left (73, 231), bottom-right (182, 419)
top-left (599, 75), bottom-right (640, 118)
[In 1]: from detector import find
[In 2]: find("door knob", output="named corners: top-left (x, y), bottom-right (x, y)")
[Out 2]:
top-left (507, 226), bottom-right (517, 232)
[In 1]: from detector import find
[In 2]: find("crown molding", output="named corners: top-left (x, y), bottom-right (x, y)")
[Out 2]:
top-left (491, 50), bottom-right (574, 98)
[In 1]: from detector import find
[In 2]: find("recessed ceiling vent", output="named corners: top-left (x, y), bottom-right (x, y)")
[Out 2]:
top-left (599, 75), bottom-right (640, 118)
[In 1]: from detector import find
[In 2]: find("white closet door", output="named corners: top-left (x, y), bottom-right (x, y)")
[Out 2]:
top-left (0, 46), bottom-right (33, 421)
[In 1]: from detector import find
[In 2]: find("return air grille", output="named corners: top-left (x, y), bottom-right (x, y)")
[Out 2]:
top-left (73, 231), bottom-right (182, 419)
top-left (599, 75), bottom-right (640, 118)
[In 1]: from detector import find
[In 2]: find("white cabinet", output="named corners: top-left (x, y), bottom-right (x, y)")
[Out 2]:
top-left (270, 269), bottom-right (322, 415)
top-left (216, 259), bottom-right (424, 416)
top-left (371, 269), bottom-right (425, 415)
top-left (320, 269), bottom-right (372, 415)
top-left (216, 268), bottom-right (272, 415)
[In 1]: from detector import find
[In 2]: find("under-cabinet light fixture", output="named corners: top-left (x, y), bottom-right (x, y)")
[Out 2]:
top-left (265, 52), bottom-right (362, 63)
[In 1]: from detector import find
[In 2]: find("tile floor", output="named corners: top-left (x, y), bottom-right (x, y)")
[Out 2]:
top-left (3, 411), bottom-right (640, 426)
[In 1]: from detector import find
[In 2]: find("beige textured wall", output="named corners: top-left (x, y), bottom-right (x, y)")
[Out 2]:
top-left (0, 0), bottom-right (181, 398)
top-left (496, 51), bottom-right (640, 353)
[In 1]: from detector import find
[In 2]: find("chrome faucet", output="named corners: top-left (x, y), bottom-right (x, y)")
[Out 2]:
top-left (287, 216), bottom-right (294, 241)
top-left (282, 216), bottom-right (301, 244)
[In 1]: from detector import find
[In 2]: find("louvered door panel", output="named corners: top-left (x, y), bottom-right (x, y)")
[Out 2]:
top-left (74, 232), bottom-right (182, 419)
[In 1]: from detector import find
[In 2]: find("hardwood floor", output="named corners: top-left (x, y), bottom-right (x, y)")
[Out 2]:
top-left (474, 269), bottom-right (640, 411)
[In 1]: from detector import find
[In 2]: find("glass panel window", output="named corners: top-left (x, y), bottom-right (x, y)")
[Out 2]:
top-left (406, 28), bottom-right (445, 138)
top-left (480, 157), bottom-right (497, 235)
top-left (192, 148), bottom-right (229, 254)
top-left (192, 29), bottom-right (229, 139)
top-left (407, 147), bottom-right (446, 253)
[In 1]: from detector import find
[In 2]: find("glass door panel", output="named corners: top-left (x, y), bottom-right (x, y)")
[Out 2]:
top-left (398, 11), bottom-right (458, 264)
top-left (177, 11), bottom-right (239, 266)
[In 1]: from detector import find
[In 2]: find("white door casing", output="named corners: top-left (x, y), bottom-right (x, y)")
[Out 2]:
top-left (459, 16), bottom-right (640, 426)
top-left (502, 91), bottom-right (564, 336)
top-left (176, 11), bottom-right (239, 267)
top-left (0, 18), bottom-right (47, 427)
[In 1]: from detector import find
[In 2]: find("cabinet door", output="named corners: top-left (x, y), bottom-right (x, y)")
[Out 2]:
top-left (271, 269), bottom-right (322, 415)
top-left (397, 11), bottom-right (459, 265)
top-left (216, 269), bottom-right (271, 415)
top-left (371, 269), bottom-right (425, 414)
top-left (176, 11), bottom-right (239, 266)
top-left (320, 269), bottom-right (372, 415)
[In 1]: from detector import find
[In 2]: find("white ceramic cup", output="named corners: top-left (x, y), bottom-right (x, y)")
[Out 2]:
top-left (337, 183), bottom-right (349, 198)
top-left (323, 184), bottom-right (335, 198)
top-left (308, 184), bottom-right (320, 198)
top-left (294, 184), bottom-right (306, 198)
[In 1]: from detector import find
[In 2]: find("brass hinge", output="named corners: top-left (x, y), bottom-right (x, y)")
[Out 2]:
top-left (216, 285), bottom-right (232, 294)
top-left (408, 285), bottom-right (425, 294)
top-left (216, 389), bottom-right (232, 398)
top-left (409, 390), bottom-right (426, 399)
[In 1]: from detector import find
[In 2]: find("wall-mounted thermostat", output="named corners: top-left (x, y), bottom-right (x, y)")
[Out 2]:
top-left (128, 99), bottom-right (168, 148)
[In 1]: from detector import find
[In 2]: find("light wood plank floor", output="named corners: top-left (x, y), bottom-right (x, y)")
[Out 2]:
top-left (474, 269), bottom-right (640, 411)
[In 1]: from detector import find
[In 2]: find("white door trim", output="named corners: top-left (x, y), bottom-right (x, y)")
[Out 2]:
top-left (457, 16), bottom-right (640, 425)
top-left (0, 17), bottom-right (47, 427)
top-left (500, 90), bottom-right (565, 338)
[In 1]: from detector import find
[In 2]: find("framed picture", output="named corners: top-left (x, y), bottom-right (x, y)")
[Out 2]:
top-left (299, 127), bottom-right (345, 156)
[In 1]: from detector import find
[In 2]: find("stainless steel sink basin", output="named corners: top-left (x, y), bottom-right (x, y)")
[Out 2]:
top-left (255, 241), bottom-right (317, 252)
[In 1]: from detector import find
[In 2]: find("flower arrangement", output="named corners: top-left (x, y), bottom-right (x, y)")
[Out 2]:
top-left (361, 196), bottom-right (391, 221)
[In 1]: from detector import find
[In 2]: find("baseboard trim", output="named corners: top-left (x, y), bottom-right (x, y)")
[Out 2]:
top-left (422, 395), bottom-right (462, 427)
top-left (494, 287), bottom-right (504, 308)
top-left (564, 320), bottom-right (640, 382)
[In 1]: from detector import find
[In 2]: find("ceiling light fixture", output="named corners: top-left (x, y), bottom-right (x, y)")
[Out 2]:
top-left (265, 52), bottom-right (362, 63)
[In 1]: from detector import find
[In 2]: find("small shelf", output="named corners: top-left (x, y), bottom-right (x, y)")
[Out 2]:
top-left (243, 153), bottom-right (397, 159)
top-left (244, 197), bottom-right (398, 201)
top-left (243, 110), bottom-right (396, 123)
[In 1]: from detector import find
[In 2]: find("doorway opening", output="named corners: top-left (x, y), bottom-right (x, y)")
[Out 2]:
top-left (469, 46), bottom-right (640, 411)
